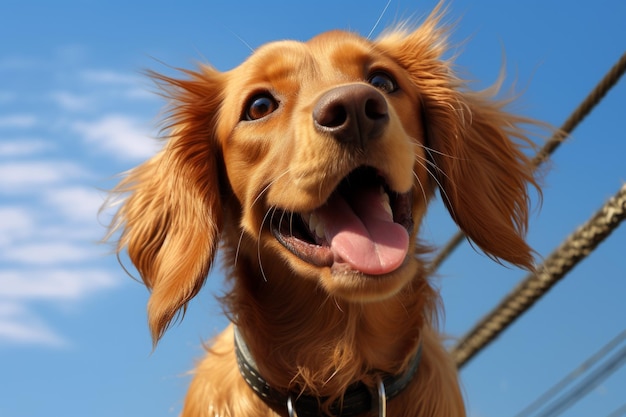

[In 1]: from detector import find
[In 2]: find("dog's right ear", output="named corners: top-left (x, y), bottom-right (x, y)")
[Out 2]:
top-left (108, 66), bottom-right (225, 344)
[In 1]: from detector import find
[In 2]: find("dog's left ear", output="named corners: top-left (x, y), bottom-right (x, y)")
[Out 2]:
top-left (108, 66), bottom-right (226, 343)
top-left (425, 90), bottom-right (540, 269)
top-left (377, 8), bottom-right (540, 269)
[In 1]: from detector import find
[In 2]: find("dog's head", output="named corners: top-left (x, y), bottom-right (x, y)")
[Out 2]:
top-left (110, 10), bottom-right (539, 342)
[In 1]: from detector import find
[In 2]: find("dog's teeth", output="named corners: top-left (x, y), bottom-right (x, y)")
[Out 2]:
top-left (315, 222), bottom-right (325, 239)
top-left (379, 189), bottom-right (392, 217)
top-left (308, 213), bottom-right (326, 239)
top-left (382, 198), bottom-right (393, 218)
top-left (308, 213), bottom-right (319, 232)
top-left (382, 190), bottom-right (390, 204)
top-left (307, 212), bottom-right (326, 239)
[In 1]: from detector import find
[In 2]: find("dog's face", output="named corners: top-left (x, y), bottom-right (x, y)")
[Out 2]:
top-left (112, 17), bottom-right (539, 341)
top-left (217, 31), bottom-right (430, 300)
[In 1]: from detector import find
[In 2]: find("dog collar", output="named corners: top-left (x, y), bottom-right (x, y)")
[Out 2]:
top-left (234, 327), bottom-right (422, 417)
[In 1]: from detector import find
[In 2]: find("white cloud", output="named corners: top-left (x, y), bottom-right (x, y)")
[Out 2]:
top-left (0, 57), bottom-right (149, 349)
top-left (0, 139), bottom-right (52, 157)
top-left (79, 69), bottom-right (156, 102)
top-left (0, 269), bottom-right (119, 300)
top-left (39, 223), bottom-right (105, 242)
top-left (0, 160), bottom-right (89, 192)
top-left (125, 87), bottom-right (155, 100)
top-left (3, 242), bottom-right (99, 264)
top-left (0, 114), bottom-right (37, 128)
top-left (0, 302), bottom-right (66, 347)
top-left (71, 114), bottom-right (161, 160)
top-left (43, 186), bottom-right (107, 224)
top-left (0, 207), bottom-right (35, 247)
top-left (80, 69), bottom-right (139, 85)
top-left (49, 91), bottom-right (92, 111)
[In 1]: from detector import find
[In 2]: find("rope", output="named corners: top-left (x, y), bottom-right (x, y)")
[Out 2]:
top-left (452, 183), bottom-right (626, 368)
top-left (427, 51), bottom-right (626, 273)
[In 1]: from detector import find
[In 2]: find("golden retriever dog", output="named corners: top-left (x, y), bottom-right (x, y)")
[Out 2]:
top-left (109, 6), bottom-right (540, 417)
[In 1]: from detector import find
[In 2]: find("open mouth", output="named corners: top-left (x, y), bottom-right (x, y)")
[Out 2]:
top-left (271, 166), bottom-right (414, 275)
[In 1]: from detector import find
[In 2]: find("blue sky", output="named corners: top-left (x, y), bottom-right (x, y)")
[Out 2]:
top-left (1, 1), bottom-right (624, 416)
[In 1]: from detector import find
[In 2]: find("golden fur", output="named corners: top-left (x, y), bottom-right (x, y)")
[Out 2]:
top-left (109, 7), bottom-right (539, 417)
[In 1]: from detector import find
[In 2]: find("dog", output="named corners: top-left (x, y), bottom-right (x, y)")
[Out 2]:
top-left (108, 5), bottom-right (540, 417)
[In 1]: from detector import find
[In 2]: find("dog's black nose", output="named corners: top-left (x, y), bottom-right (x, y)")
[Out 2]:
top-left (313, 84), bottom-right (389, 147)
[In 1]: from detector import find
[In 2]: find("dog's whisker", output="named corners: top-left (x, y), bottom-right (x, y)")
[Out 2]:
top-left (414, 143), bottom-right (460, 205)
top-left (257, 207), bottom-right (276, 282)
top-left (423, 167), bottom-right (456, 218)
top-left (324, 367), bottom-right (341, 386)
top-left (250, 169), bottom-right (292, 211)
top-left (237, 175), bottom-right (282, 268)
top-left (332, 296), bottom-right (344, 313)
top-left (420, 145), bottom-right (455, 183)
top-left (418, 142), bottom-right (464, 161)
top-left (411, 169), bottom-right (429, 210)
top-left (415, 149), bottom-right (453, 186)
top-left (237, 169), bottom-right (295, 268)
top-left (367, 0), bottom-right (392, 40)
top-left (224, 26), bottom-right (255, 53)
top-left (251, 185), bottom-right (273, 210)
top-left (289, 211), bottom-right (295, 237)
top-left (413, 149), bottom-right (458, 221)
top-left (412, 144), bottom-right (447, 183)
top-left (234, 228), bottom-right (246, 267)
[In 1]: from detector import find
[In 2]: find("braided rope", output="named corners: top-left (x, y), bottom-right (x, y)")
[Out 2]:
top-left (452, 183), bottom-right (626, 368)
top-left (532, 52), bottom-right (626, 168)
top-left (428, 52), bottom-right (626, 274)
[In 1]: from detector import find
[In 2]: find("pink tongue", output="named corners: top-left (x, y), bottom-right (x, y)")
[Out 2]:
top-left (314, 189), bottom-right (409, 275)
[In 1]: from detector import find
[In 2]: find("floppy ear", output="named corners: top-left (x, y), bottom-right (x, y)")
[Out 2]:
top-left (426, 90), bottom-right (539, 269)
top-left (109, 66), bottom-right (225, 343)
top-left (376, 7), bottom-right (540, 269)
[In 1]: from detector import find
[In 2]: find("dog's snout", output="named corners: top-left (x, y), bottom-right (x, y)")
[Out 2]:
top-left (313, 84), bottom-right (389, 146)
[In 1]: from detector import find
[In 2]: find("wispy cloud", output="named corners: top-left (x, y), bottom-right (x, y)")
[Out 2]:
top-left (0, 54), bottom-right (151, 347)
top-left (43, 186), bottom-right (107, 224)
top-left (3, 242), bottom-right (100, 264)
top-left (0, 269), bottom-right (119, 300)
top-left (0, 160), bottom-right (89, 192)
top-left (0, 302), bottom-right (67, 347)
top-left (0, 114), bottom-right (37, 128)
top-left (0, 139), bottom-right (53, 157)
top-left (72, 114), bottom-right (161, 161)
top-left (49, 91), bottom-right (93, 112)
top-left (0, 207), bottom-right (35, 247)
top-left (78, 69), bottom-right (156, 103)
top-left (80, 69), bottom-right (140, 85)
top-left (124, 87), bottom-right (154, 100)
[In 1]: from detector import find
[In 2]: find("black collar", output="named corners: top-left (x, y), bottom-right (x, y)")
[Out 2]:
top-left (234, 327), bottom-right (422, 417)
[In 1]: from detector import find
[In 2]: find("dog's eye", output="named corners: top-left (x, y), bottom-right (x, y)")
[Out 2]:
top-left (245, 94), bottom-right (278, 121)
top-left (368, 72), bottom-right (398, 94)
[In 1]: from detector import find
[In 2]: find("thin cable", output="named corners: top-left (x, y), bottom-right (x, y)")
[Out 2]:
top-left (428, 51), bottom-right (626, 273)
top-left (534, 344), bottom-right (626, 417)
top-left (606, 403), bottom-right (626, 417)
top-left (513, 329), bottom-right (626, 417)
top-left (452, 183), bottom-right (626, 368)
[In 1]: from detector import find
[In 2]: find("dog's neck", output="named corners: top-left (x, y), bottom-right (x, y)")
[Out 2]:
top-left (234, 324), bottom-right (423, 417)
top-left (223, 246), bottom-right (437, 398)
